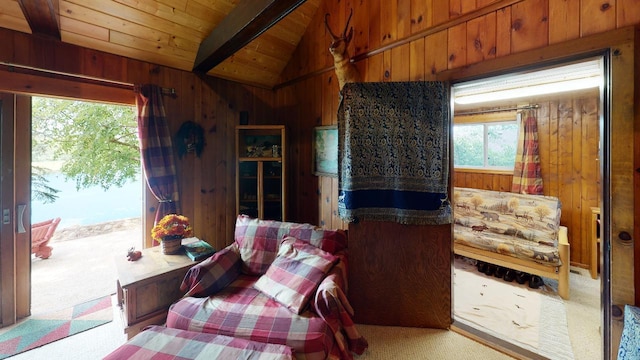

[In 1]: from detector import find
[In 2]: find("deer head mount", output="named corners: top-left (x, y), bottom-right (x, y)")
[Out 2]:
top-left (325, 9), bottom-right (361, 90)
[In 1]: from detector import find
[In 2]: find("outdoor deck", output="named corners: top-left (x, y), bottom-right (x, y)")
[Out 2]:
top-left (31, 218), bottom-right (142, 316)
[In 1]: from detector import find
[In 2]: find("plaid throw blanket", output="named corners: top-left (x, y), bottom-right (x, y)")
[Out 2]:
top-left (338, 82), bottom-right (452, 225)
top-left (103, 325), bottom-right (293, 359)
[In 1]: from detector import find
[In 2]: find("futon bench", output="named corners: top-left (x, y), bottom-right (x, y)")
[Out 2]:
top-left (453, 187), bottom-right (570, 299)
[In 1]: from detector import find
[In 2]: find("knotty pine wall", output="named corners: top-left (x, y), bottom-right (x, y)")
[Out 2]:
top-left (0, 27), bottom-right (276, 252)
top-left (278, 0), bottom-right (638, 266)
top-left (274, 0), bottom-right (640, 337)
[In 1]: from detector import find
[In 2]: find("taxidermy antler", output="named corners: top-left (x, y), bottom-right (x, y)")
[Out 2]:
top-left (325, 9), bottom-right (361, 90)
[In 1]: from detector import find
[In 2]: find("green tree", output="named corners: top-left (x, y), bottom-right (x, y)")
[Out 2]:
top-left (453, 124), bottom-right (483, 166)
top-left (31, 165), bottom-right (60, 203)
top-left (32, 97), bottom-right (139, 192)
top-left (487, 124), bottom-right (517, 167)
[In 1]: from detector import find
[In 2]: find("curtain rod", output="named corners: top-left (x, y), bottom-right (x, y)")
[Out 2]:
top-left (454, 104), bottom-right (539, 116)
top-left (1, 62), bottom-right (176, 97)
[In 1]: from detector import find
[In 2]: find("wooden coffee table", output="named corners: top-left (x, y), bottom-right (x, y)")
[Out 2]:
top-left (115, 245), bottom-right (196, 339)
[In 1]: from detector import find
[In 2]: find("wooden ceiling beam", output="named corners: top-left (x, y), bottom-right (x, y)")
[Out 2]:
top-left (17, 0), bottom-right (60, 40)
top-left (192, 0), bottom-right (306, 74)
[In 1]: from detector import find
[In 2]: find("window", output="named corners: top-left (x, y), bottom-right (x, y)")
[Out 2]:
top-left (453, 120), bottom-right (518, 170)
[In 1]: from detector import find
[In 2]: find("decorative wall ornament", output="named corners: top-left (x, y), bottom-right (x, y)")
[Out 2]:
top-left (176, 120), bottom-right (206, 158)
top-left (325, 9), bottom-right (361, 91)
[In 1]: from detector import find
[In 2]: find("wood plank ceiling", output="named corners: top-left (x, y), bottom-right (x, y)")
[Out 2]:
top-left (0, 0), bottom-right (321, 88)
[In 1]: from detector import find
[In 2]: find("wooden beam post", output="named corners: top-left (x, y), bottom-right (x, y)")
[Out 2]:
top-left (17, 0), bottom-right (60, 40)
top-left (192, 0), bottom-right (306, 74)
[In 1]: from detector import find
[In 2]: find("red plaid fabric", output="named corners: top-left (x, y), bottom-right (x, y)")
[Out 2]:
top-left (167, 276), bottom-right (334, 360)
top-left (135, 84), bottom-right (180, 226)
top-left (512, 110), bottom-right (544, 195)
top-left (254, 237), bottom-right (339, 314)
top-left (313, 263), bottom-right (368, 360)
top-left (103, 325), bottom-right (293, 359)
top-left (180, 247), bottom-right (241, 297)
top-left (234, 215), bottom-right (348, 275)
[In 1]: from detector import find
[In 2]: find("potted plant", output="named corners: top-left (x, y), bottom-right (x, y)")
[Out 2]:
top-left (152, 214), bottom-right (193, 254)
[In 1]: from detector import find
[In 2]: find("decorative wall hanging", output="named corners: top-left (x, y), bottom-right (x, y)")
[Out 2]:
top-left (338, 81), bottom-right (452, 225)
top-left (176, 120), bottom-right (206, 158)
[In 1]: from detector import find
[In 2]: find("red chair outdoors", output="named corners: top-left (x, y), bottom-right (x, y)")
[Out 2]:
top-left (31, 217), bottom-right (61, 259)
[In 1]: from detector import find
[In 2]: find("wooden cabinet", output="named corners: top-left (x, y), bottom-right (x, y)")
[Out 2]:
top-left (115, 246), bottom-right (196, 339)
top-left (236, 125), bottom-right (286, 221)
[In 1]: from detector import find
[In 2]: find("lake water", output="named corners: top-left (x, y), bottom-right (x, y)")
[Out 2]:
top-left (31, 173), bottom-right (143, 229)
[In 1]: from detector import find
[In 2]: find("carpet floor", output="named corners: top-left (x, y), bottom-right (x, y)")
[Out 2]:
top-left (454, 257), bottom-right (574, 359)
top-left (0, 295), bottom-right (113, 359)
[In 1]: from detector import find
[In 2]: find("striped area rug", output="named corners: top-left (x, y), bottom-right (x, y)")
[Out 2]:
top-left (0, 295), bottom-right (113, 359)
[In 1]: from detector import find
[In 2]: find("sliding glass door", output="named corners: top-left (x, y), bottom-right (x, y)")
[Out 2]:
top-left (0, 93), bottom-right (32, 327)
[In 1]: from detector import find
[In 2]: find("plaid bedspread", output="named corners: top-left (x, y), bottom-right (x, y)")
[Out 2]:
top-left (167, 269), bottom-right (365, 359)
top-left (103, 325), bottom-right (293, 359)
top-left (167, 276), bottom-right (333, 360)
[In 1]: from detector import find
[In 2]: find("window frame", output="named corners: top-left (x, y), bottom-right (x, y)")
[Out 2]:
top-left (453, 111), bottom-right (519, 173)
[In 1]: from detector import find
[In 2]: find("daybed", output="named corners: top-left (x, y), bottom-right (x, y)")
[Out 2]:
top-left (166, 215), bottom-right (368, 360)
top-left (453, 187), bottom-right (570, 299)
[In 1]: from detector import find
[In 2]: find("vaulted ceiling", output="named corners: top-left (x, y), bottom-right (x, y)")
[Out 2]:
top-left (0, 0), bottom-right (322, 88)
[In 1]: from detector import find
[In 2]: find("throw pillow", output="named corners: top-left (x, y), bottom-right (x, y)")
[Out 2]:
top-left (234, 215), bottom-right (347, 275)
top-left (180, 246), bottom-right (241, 297)
top-left (254, 236), bottom-right (339, 314)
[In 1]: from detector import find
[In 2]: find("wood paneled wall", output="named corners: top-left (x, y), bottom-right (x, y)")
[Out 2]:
top-left (0, 27), bottom-right (276, 252)
top-left (279, 0), bottom-right (637, 262)
top-left (275, 0), bottom-right (640, 340)
top-left (455, 94), bottom-right (601, 267)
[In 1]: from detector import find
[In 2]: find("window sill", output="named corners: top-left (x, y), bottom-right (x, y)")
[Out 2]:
top-left (454, 168), bottom-right (513, 175)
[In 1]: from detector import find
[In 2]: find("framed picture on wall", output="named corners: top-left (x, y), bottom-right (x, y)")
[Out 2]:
top-left (312, 125), bottom-right (338, 177)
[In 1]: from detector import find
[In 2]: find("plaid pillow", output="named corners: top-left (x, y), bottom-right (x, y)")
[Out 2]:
top-left (234, 215), bottom-right (347, 275)
top-left (180, 246), bottom-right (241, 297)
top-left (253, 236), bottom-right (339, 314)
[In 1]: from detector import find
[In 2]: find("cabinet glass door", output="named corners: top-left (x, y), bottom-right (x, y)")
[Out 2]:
top-left (238, 162), bottom-right (258, 218)
top-left (263, 161), bottom-right (282, 221)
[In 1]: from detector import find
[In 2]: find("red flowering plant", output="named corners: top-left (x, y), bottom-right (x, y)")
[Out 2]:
top-left (151, 214), bottom-right (193, 242)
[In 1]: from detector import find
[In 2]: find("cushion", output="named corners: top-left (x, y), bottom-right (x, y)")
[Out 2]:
top-left (234, 215), bottom-right (347, 275)
top-left (453, 187), bottom-right (562, 246)
top-left (180, 247), bottom-right (241, 297)
top-left (254, 236), bottom-right (339, 314)
top-left (167, 276), bottom-right (336, 359)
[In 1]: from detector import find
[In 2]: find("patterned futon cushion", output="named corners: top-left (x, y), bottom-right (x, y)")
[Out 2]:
top-left (454, 187), bottom-right (562, 246)
top-left (180, 246), bottom-right (241, 297)
top-left (254, 236), bottom-right (339, 314)
top-left (234, 215), bottom-right (347, 275)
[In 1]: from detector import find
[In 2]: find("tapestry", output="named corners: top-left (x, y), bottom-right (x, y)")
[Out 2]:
top-left (0, 295), bottom-right (112, 359)
top-left (337, 81), bottom-right (451, 225)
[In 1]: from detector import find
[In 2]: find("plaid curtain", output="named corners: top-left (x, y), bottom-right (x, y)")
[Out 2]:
top-left (134, 84), bottom-right (180, 229)
top-left (512, 109), bottom-right (543, 194)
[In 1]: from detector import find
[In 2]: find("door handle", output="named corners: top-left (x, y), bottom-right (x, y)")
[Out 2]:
top-left (17, 204), bottom-right (26, 233)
